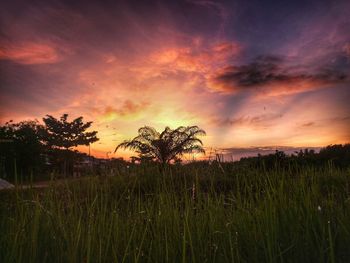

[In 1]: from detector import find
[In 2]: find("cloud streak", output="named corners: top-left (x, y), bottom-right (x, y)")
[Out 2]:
top-left (211, 113), bottom-right (283, 129)
top-left (0, 41), bottom-right (62, 64)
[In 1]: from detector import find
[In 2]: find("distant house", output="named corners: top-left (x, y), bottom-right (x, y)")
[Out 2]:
top-left (73, 156), bottom-right (93, 177)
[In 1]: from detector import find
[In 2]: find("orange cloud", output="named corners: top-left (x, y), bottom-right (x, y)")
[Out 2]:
top-left (99, 100), bottom-right (150, 121)
top-left (149, 41), bottom-right (241, 73)
top-left (0, 42), bottom-right (61, 64)
top-left (211, 42), bottom-right (240, 60)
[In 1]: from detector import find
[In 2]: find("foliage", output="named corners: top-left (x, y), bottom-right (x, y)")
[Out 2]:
top-left (318, 144), bottom-right (350, 168)
top-left (239, 144), bottom-right (350, 170)
top-left (0, 114), bottom-right (99, 180)
top-left (0, 120), bottom-right (46, 181)
top-left (41, 114), bottom-right (99, 176)
top-left (1, 164), bottom-right (350, 262)
top-left (115, 126), bottom-right (206, 164)
top-left (42, 114), bottom-right (99, 150)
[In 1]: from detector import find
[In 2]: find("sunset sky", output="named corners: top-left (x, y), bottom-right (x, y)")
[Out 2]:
top-left (1, 0), bottom-right (349, 160)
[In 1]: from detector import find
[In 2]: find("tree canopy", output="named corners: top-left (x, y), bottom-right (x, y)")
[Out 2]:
top-left (115, 126), bottom-right (206, 164)
top-left (0, 120), bottom-right (45, 180)
top-left (42, 114), bottom-right (99, 150)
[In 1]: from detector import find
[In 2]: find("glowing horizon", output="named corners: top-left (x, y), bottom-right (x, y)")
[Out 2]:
top-left (1, 0), bottom-right (349, 160)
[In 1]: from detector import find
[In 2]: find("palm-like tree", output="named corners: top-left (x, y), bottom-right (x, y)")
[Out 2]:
top-left (115, 126), bottom-right (206, 164)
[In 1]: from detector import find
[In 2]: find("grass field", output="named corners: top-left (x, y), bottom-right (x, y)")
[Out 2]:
top-left (1, 162), bottom-right (350, 262)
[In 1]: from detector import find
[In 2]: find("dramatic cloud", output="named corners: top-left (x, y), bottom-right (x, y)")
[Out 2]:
top-left (152, 42), bottom-right (240, 68)
top-left (132, 41), bottom-right (241, 82)
top-left (209, 56), bottom-right (348, 95)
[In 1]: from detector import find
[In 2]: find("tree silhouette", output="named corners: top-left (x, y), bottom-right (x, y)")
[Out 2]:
top-left (42, 114), bottom-right (99, 176)
top-left (42, 114), bottom-right (99, 150)
top-left (0, 120), bottom-right (45, 181)
top-left (115, 126), bottom-right (206, 164)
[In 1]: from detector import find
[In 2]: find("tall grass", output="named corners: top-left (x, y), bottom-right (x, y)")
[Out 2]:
top-left (1, 163), bottom-right (350, 262)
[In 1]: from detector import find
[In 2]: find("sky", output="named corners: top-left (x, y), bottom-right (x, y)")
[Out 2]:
top-left (0, 0), bottom-right (349, 160)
